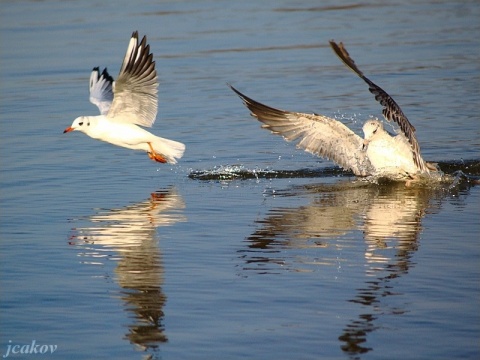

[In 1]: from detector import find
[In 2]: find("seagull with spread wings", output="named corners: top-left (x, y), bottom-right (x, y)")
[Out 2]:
top-left (230, 41), bottom-right (438, 181)
top-left (64, 31), bottom-right (185, 164)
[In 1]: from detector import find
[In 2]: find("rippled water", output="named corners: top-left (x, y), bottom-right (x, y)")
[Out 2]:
top-left (1, 1), bottom-right (479, 359)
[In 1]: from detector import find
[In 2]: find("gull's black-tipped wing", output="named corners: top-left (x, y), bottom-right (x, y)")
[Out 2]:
top-left (107, 31), bottom-right (158, 127)
top-left (89, 67), bottom-right (114, 115)
top-left (329, 40), bottom-right (427, 172)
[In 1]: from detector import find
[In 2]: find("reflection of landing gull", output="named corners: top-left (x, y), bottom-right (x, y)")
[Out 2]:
top-left (63, 31), bottom-right (185, 164)
top-left (69, 188), bottom-right (185, 352)
top-left (240, 182), bottom-right (436, 274)
top-left (240, 181), bottom-right (474, 356)
top-left (230, 41), bottom-right (441, 182)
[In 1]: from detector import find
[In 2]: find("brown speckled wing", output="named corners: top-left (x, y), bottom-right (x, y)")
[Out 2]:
top-left (230, 85), bottom-right (372, 176)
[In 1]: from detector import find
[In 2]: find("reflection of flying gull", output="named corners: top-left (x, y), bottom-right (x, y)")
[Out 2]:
top-left (73, 190), bottom-right (186, 251)
top-left (70, 189), bottom-right (186, 350)
top-left (64, 31), bottom-right (185, 164)
top-left (230, 41), bottom-right (439, 182)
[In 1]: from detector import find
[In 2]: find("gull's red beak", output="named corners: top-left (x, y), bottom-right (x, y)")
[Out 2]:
top-left (63, 126), bottom-right (74, 133)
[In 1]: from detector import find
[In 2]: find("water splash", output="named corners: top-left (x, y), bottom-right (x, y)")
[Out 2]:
top-left (188, 165), bottom-right (352, 181)
top-left (188, 159), bottom-right (480, 185)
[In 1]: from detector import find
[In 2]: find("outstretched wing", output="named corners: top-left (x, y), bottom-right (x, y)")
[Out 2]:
top-left (107, 31), bottom-right (158, 127)
top-left (89, 67), bottom-right (114, 115)
top-left (229, 85), bottom-right (371, 176)
top-left (329, 40), bottom-right (428, 172)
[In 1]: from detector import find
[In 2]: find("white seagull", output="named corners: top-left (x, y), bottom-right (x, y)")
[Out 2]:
top-left (230, 40), bottom-right (439, 181)
top-left (64, 31), bottom-right (185, 164)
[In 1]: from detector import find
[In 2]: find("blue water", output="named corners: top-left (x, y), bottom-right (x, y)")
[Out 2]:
top-left (1, 1), bottom-right (479, 359)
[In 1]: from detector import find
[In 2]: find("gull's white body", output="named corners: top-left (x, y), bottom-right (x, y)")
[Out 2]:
top-left (362, 120), bottom-right (419, 179)
top-left (231, 41), bottom-right (439, 182)
top-left (65, 32), bottom-right (185, 164)
top-left (73, 115), bottom-right (184, 162)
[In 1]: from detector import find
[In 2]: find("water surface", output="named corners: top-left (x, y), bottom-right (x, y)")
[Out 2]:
top-left (1, 1), bottom-right (479, 359)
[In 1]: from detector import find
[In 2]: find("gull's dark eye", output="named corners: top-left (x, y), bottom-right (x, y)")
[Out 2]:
top-left (79, 122), bottom-right (84, 126)
top-left (373, 129), bottom-right (377, 134)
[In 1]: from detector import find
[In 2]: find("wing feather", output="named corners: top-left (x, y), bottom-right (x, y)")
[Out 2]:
top-left (230, 85), bottom-right (371, 176)
top-left (329, 40), bottom-right (428, 172)
top-left (89, 67), bottom-right (114, 115)
top-left (106, 31), bottom-right (158, 127)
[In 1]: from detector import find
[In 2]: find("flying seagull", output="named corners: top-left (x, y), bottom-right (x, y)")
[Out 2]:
top-left (230, 41), bottom-right (438, 181)
top-left (64, 31), bottom-right (185, 164)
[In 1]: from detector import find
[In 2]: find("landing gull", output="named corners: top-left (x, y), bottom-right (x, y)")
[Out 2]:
top-left (64, 31), bottom-right (185, 164)
top-left (230, 41), bottom-right (439, 181)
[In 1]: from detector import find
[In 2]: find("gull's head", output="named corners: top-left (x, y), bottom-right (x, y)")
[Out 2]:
top-left (64, 116), bottom-right (89, 134)
top-left (362, 120), bottom-right (383, 149)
